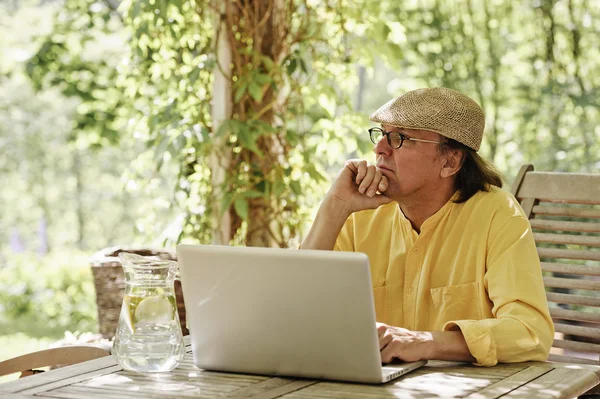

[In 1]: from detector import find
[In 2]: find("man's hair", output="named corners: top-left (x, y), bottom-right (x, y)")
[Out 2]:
top-left (438, 139), bottom-right (503, 203)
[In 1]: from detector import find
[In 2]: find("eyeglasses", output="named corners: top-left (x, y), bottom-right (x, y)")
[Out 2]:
top-left (368, 127), bottom-right (441, 149)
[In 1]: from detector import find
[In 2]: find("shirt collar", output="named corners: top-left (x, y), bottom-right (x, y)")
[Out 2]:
top-left (396, 190), bottom-right (460, 235)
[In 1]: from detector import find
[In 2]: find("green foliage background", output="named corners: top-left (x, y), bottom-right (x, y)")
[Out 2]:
top-left (0, 252), bottom-right (97, 336)
top-left (3, 0), bottom-right (599, 251)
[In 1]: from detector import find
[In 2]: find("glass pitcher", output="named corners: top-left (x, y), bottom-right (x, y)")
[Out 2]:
top-left (112, 253), bottom-right (185, 372)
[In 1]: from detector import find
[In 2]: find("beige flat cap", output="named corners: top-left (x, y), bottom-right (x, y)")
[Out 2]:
top-left (369, 87), bottom-right (485, 151)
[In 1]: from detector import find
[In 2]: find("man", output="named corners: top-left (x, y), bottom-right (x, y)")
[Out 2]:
top-left (301, 87), bottom-right (554, 367)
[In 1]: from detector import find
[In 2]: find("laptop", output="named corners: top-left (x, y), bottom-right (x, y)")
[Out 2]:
top-left (176, 244), bottom-right (426, 384)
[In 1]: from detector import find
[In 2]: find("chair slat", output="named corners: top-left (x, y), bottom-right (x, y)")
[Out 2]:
top-left (534, 233), bottom-right (600, 247)
top-left (544, 277), bottom-right (600, 291)
top-left (510, 164), bottom-right (534, 197)
top-left (0, 346), bottom-right (110, 378)
top-left (512, 165), bottom-right (600, 367)
top-left (554, 323), bottom-right (600, 340)
top-left (517, 172), bottom-right (600, 204)
top-left (550, 308), bottom-right (600, 323)
top-left (532, 205), bottom-right (600, 219)
top-left (538, 248), bottom-right (600, 261)
top-left (548, 353), bottom-right (599, 365)
top-left (552, 338), bottom-right (600, 353)
top-left (541, 262), bottom-right (600, 276)
top-left (546, 292), bottom-right (600, 307)
top-left (530, 219), bottom-right (600, 233)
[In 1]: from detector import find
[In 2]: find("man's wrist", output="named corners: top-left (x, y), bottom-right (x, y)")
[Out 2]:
top-left (416, 331), bottom-right (437, 360)
top-left (323, 193), bottom-right (352, 221)
top-left (423, 330), bottom-right (475, 362)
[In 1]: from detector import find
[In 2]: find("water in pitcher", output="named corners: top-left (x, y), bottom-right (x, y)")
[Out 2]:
top-left (112, 254), bottom-right (185, 372)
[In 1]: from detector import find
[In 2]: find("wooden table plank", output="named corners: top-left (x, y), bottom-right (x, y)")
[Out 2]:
top-left (281, 372), bottom-right (501, 398)
top-left (465, 366), bottom-right (552, 399)
top-left (245, 380), bottom-right (318, 399)
top-left (1, 394), bottom-right (43, 399)
top-left (3, 341), bottom-right (600, 399)
top-left (412, 361), bottom-right (528, 379)
top-left (41, 386), bottom-right (176, 399)
top-left (503, 367), bottom-right (600, 399)
top-left (223, 377), bottom-right (313, 398)
top-left (19, 365), bottom-right (122, 396)
top-left (43, 374), bottom-right (274, 399)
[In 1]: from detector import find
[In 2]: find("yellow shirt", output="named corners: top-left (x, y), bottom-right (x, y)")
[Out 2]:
top-left (334, 187), bottom-right (554, 366)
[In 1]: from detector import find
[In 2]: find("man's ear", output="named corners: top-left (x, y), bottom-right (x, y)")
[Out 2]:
top-left (440, 149), bottom-right (464, 179)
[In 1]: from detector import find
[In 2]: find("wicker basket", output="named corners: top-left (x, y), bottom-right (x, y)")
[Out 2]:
top-left (90, 247), bottom-right (188, 338)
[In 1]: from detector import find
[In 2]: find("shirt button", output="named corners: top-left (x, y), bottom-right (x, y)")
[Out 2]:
top-left (413, 248), bottom-right (420, 254)
top-left (408, 287), bottom-right (414, 294)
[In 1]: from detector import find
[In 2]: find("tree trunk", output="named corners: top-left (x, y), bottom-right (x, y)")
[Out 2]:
top-left (222, 0), bottom-right (290, 248)
top-left (210, 0), bottom-right (233, 245)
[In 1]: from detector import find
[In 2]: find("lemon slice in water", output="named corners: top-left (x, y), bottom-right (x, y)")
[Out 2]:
top-left (133, 295), bottom-right (174, 327)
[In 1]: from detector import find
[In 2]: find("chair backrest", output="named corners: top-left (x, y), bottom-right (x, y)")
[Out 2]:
top-left (511, 164), bottom-right (600, 365)
top-left (0, 346), bottom-right (110, 378)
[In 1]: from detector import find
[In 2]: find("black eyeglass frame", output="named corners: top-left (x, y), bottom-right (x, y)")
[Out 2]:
top-left (368, 127), bottom-right (441, 149)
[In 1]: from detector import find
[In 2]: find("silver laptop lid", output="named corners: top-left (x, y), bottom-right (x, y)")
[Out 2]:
top-left (177, 245), bottom-right (386, 383)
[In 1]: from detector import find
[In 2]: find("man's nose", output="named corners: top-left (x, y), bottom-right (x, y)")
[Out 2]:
top-left (373, 135), bottom-right (392, 156)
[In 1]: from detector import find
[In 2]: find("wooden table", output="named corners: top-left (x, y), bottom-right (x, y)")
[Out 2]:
top-left (2, 337), bottom-right (599, 399)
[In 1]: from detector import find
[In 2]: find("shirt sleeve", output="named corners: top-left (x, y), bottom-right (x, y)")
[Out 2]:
top-left (333, 214), bottom-right (355, 252)
top-left (443, 216), bottom-right (554, 366)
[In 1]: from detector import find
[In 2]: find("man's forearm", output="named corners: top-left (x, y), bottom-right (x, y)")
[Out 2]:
top-left (424, 330), bottom-right (475, 362)
top-left (300, 196), bottom-right (351, 250)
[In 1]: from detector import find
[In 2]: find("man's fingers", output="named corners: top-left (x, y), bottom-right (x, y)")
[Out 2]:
top-left (380, 343), bottom-right (395, 364)
top-left (359, 166), bottom-right (376, 194)
top-left (378, 175), bottom-right (389, 192)
top-left (366, 169), bottom-right (383, 197)
top-left (354, 161), bottom-right (367, 185)
top-left (379, 331), bottom-right (393, 350)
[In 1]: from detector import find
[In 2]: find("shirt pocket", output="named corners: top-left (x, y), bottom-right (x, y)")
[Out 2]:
top-left (430, 282), bottom-right (482, 324)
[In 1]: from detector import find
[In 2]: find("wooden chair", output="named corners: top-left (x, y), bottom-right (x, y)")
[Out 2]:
top-left (511, 164), bottom-right (600, 365)
top-left (0, 346), bottom-right (110, 378)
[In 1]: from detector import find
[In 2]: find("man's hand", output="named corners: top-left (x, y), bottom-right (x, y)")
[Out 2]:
top-left (300, 160), bottom-right (393, 251)
top-left (377, 322), bottom-right (476, 363)
top-left (327, 159), bottom-right (393, 215)
top-left (377, 323), bottom-right (432, 363)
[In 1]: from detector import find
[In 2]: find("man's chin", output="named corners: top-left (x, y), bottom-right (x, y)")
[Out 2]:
top-left (380, 187), bottom-right (401, 202)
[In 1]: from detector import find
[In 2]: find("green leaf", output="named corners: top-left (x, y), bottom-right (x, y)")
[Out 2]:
top-left (356, 137), bottom-right (373, 155)
top-left (158, 0), bottom-right (167, 19)
top-left (260, 55), bottom-right (274, 71)
top-left (220, 192), bottom-right (234, 216)
top-left (306, 165), bottom-right (326, 182)
top-left (244, 189), bottom-right (264, 199)
top-left (254, 73), bottom-right (271, 85)
top-left (299, 58), bottom-right (308, 73)
top-left (234, 198), bottom-right (249, 221)
top-left (273, 181), bottom-right (286, 197)
top-left (248, 82), bottom-right (263, 102)
top-left (216, 120), bottom-right (238, 137)
top-left (234, 80), bottom-right (248, 103)
top-left (287, 58), bottom-right (297, 75)
top-left (131, 0), bottom-right (141, 19)
top-left (237, 125), bottom-right (264, 157)
top-left (189, 66), bottom-right (201, 83)
top-left (290, 181), bottom-right (302, 195)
